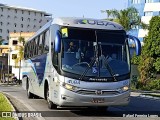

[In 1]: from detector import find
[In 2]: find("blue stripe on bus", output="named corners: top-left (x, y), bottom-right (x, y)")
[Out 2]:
top-left (27, 54), bottom-right (47, 85)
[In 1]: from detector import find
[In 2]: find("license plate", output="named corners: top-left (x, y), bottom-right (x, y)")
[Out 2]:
top-left (92, 98), bottom-right (105, 103)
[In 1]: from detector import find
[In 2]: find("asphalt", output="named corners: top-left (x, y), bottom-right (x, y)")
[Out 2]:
top-left (1, 82), bottom-right (160, 120)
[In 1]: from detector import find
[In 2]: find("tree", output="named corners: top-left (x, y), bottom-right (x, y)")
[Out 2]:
top-left (138, 16), bottom-right (160, 85)
top-left (0, 37), bottom-right (4, 45)
top-left (101, 7), bottom-right (148, 31)
top-left (14, 36), bottom-right (25, 82)
top-left (15, 36), bottom-right (25, 66)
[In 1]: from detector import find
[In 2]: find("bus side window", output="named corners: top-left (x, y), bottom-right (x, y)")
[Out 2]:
top-left (24, 44), bottom-right (27, 59)
top-left (26, 43), bottom-right (29, 59)
top-left (44, 30), bottom-right (49, 53)
top-left (28, 42), bottom-right (31, 58)
top-left (52, 39), bottom-right (58, 69)
top-left (30, 41), bottom-right (33, 57)
top-left (32, 39), bottom-right (36, 57)
top-left (35, 36), bottom-right (39, 56)
top-left (38, 34), bottom-right (43, 55)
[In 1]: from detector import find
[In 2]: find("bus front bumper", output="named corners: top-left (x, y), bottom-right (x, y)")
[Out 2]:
top-left (57, 87), bottom-right (130, 107)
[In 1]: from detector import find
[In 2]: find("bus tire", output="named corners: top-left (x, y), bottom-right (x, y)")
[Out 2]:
top-left (26, 78), bottom-right (34, 99)
top-left (46, 87), bottom-right (57, 109)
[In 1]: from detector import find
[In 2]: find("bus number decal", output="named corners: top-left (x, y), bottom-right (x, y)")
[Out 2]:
top-left (68, 80), bottom-right (80, 85)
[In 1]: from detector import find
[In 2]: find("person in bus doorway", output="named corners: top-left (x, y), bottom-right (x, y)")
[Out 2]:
top-left (67, 42), bottom-right (76, 52)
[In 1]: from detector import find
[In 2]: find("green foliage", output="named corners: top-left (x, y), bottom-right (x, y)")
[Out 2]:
top-left (0, 93), bottom-right (15, 120)
top-left (14, 36), bottom-right (25, 67)
top-left (131, 52), bottom-right (140, 65)
top-left (138, 16), bottom-right (160, 86)
top-left (139, 79), bottom-right (160, 91)
top-left (101, 7), bottom-right (147, 31)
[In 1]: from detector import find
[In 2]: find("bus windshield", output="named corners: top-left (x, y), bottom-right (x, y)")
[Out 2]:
top-left (61, 28), bottom-right (130, 78)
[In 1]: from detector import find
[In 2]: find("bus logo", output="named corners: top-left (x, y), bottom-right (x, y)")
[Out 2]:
top-left (95, 90), bottom-right (102, 95)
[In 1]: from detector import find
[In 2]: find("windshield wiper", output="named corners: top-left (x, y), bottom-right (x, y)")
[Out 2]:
top-left (79, 56), bottom-right (96, 80)
top-left (103, 58), bottom-right (117, 82)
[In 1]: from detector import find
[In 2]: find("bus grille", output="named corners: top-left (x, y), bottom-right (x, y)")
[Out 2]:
top-left (76, 89), bottom-right (119, 95)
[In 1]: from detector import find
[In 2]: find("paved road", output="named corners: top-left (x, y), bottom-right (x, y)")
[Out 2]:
top-left (0, 85), bottom-right (160, 120)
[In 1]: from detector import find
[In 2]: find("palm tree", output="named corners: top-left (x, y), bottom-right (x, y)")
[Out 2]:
top-left (15, 36), bottom-right (25, 83)
top-left (0, 37), bottom-right (4, 45)
top-left (101, 7), bottom-right (148, 31)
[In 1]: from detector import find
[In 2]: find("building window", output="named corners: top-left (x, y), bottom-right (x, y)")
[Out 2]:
top-left (15, 9), bottom-right (17, 13)
top-left (7, 30), bottom-right (9, 33)
top-left (14, 23), bottom-right (17, 27)
top-left (12, 54), bottom-right (17, 59)
top-left (1, 8), bottom-right (3, 12)
top-left (7, 15), bottom-right (10, 18)
top-left (33, 25), bottom-right (36, 28)
top-left (145, 0), bottom-right (153, 3)
top-left (7, 36), bottom-right (9, 40)
top-left (34, 12), bottom-right (36, 16)
top-left (7, 22), bottom-right (10, 25)
top-left (132, 0), bottom-right (140, 4)
top-left (22, 10), bottom-right (24, 14)
top-left (14, 16), bottom-right (17, 19)
top-left (28, 18), bottom-right (30, 22)
top-left (131, 25), bottom-right (139, 29)
top-left (28, 11), bottom-right (30, 15)
top-left (0, 29), bottom-right (2, 33)
top-left (21, 17), bottom-right (24, 21)
top-left (14, 30), bottom-right (16, 33)
top-left (0, 22), bottom-right (2, 25)
top-left (21, 24), bottom-right (23, 28)
top-left (34, 19), bottom-right (36, 21)
top-left (144, 11), bottom-right (153, 16)
top-left (12, 40), bottom-right (18, 45)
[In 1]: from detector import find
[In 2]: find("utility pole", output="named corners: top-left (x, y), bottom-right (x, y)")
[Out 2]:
top-left (8, 48), bottom-right (11, 84)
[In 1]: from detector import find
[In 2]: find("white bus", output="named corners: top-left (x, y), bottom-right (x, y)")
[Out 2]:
top-left (22, 17), bottom-right (141, 109)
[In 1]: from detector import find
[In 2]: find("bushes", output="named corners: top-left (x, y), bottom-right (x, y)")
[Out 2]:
top-left (136, 79), bottom-right (160, 91)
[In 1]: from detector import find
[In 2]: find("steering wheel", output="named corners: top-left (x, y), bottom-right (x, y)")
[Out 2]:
top-left (72, 62), bottom-right (90, 67)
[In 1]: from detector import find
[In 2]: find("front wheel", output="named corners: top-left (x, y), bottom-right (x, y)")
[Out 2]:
top-left (46, 87), bottom-right (57, 109)
top-left (26, 78), bottom-right (34, 99)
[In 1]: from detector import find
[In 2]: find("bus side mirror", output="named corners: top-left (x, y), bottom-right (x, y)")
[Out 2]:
top-left (54, 31), bottom-right (61, 53)
top-left (127, 35), bottom-right (141, 56)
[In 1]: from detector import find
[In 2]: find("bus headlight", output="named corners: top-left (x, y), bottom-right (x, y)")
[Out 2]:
top-left (122, 86), bottom-right (129, 91)
top-left (117, 86), bottom-right (129, 93)
top-left (62, 83), bottom-right (78, 91)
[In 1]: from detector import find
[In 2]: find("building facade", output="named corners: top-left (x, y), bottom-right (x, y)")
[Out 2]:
top-left (128, 0), bottom-right (160, 43)
top-left (0, 45), bottom-right (10, 82)
top-left (9, 32), bottom-right (35, 79)
top-left (0, 3), bottom-right (52, 43)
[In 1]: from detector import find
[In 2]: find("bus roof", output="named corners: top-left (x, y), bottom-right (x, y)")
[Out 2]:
top-left (27, 17), bottom-right (125, 43)
top-left (52, 17), bottom-right (124, 30)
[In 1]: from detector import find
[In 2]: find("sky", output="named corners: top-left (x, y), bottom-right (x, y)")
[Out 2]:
top-left (0, 0), bottom-right (128, 19)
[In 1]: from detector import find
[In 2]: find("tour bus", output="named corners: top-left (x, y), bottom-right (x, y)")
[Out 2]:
top-left (22, 17), bottom-right (141, 109)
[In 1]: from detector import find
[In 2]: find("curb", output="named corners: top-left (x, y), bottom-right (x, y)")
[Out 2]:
top-left (131, 92), bottom-right (160, 100)
top-left (3, 92), bottom-right (45, 120)
top-left (2, 93), bottom-right (19, 120)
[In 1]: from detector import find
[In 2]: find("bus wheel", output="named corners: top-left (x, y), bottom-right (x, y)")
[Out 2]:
top-left (26, 78), bottom-right (34, 99)
top-left (46, 87), bottom-right (57, 109)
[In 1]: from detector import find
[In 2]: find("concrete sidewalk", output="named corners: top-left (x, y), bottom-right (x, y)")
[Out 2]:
top-left (131, 91), bottom-right (160, 100)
